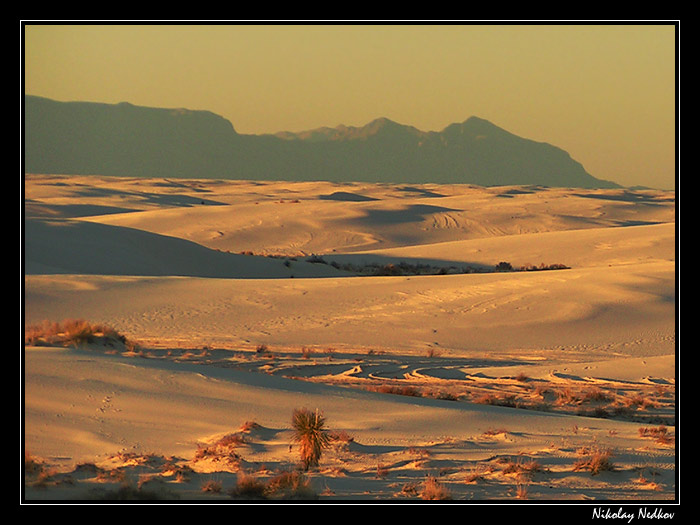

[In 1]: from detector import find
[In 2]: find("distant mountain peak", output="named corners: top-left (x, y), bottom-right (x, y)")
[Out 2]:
top-left (442, 116), bottom-right (505, 136)
top-left (274, 116), bottom-right (423, 142)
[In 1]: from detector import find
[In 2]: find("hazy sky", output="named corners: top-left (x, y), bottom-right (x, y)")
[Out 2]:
top-left (23, 23), bottom-right (677, 189)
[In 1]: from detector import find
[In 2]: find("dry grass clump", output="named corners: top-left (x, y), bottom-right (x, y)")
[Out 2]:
top-left (372, 384), bottom-right (422, 397)
top-left (516, 483), bottom-right (530, 499)
top-left (201, 480), bottom-right (222, 493)
top-left (25, 319), bottom-right (138, 351)
top-left (24, 452), bottom-right (45, 478)
top-left (426, 347), bottom-right (442, 358)
top-left (482, 428), bottom-right (509, 438)
top-left (573, 447), bottom-right (615, 475)
top-left (193, 433), bottom-right (245, 466)
top-left (501, 456), bottom-right (543, 480)
top-left (519, 262), bottom-right (570, 272)
top-left (376, 463), bottom-right (390, 479)
top-left (239, 420), bottom-right (262, 433)
top-left (230, 471), bottom-right (316, 500)
top-left (421, 475), bottom-right (451, 500)
top-left (639, 425), bottom-right (674, 445)
top-left (328, 430), bottom-right (355, 452)
top-left (92, 481), bottom-right (176, 501)
top-left (624, 393), bottom-right (659, 410)
top-left (555, 386), bottom-right (613, 407)
top-left (473, 392), bottom-right (519, 408)
top-left (230, 472), bottom-right (267, 499)
top-left (464, 464), bottom-right (494, 484)
top-left (265, 470), bottom-right (316, 499)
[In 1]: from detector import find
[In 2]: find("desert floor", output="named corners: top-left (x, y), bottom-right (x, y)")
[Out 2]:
top-left (23, 174), bottom-right (677, 504)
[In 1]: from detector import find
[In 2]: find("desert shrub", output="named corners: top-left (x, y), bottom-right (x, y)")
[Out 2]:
top-left (374, 463), bottom-right (390, 479)
top-left (473, 392), bottom-right (519, 408)
top-left (373, 384), bottom-right (422, 397)
top-left (495, 261), bottom-right (513, 272)
top-left (520, 262), bottom-right (570, 272)
top-left (624, 393), bottom-right (658, 410)
top-left (573, 448), bottom-right (615, 475)
top-left (556, 387), bottom-right (582, 405)
top-left (464, 464), bottom-right (493, 483)
top-left (201, 480), bottom-right (222, 493)
top-left (329, 430), bottom-right (354, 444)
top-left (265, 471), bottom-right (316, 499)
top-left (92, 480), bottom-right (176, 500)
top-left (230, 471), bottom-right (317, 500)
top-left (291, 408), bottom-right (331, 471)
top-left (25, 319), bottom-right (136, 350)
top-left (638, 425), bottom-right (668, 438)
top-left (581, 387), bottom-right (613, 403)
top-left (639, 426), bottom-right (673, 445)
top-left (240, 420), bottom-right (262, 433)
top-left (426, 347), bottom-right (441, 358)
top-left (375, 263), bottom-right (403, 276)
top-left (231, 473), bottom-right (267, 499)
top-left (306, 254), bottom-right (327, 264)
top-left (427, 390), bottom-right (459, 401)
top-left (421, 475), bottom-right (451, 500)
top-left (501, 457), bottom-right (542, 480)
top-left (193, 433), bottom-right (244, 465)
top-left (24, 452), bottom-right (45, 478)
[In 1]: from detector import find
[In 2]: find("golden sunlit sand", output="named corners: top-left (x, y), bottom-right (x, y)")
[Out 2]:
top-left (23, 174), bottom-right (676, 502)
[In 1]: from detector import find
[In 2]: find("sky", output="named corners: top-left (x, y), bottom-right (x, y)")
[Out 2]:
top-left (23, 23), bottom-right (677, 189)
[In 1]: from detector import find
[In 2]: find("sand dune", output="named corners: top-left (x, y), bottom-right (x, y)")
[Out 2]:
top-left (22, 174), bottom-right (677, 503)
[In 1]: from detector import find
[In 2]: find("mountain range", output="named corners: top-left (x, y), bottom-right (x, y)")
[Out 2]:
top-left (23, 95), bottom-right (620, 188)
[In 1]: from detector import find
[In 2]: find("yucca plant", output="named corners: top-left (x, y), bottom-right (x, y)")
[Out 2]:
top-left (291, 408), bottom-right (330, 471)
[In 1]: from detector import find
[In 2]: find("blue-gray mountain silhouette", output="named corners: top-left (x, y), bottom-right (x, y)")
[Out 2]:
top-left (24, 95), bottom-right (619, 188)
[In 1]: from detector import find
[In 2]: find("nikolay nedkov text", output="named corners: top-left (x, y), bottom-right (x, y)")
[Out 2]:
top-left (592, 507), bottom-right (675, 522)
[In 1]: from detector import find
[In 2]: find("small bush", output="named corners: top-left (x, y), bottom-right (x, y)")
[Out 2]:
top-left (231, 473), bottom-right (267, 499)
top-left (421, 476), bottom-right (451, 500)
top-left (495, 261), bottom-right (513, 272)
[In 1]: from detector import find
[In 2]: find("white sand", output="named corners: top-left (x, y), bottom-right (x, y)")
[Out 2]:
top-left (23, 175), bottom-right (677, 503)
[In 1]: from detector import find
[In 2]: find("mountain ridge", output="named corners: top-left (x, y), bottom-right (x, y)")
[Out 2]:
top-left (23, 95), bottom-right (620, 188)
